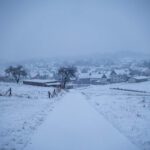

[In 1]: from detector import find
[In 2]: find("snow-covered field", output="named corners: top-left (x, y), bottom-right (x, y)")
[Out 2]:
top-left (78, 81), bottom-right (150, 150)
top-left (0, 81), bottom-right (150, 150)
top-left (24, 91), bottom-right (138, 150)
top-left (0, 82), bottom-right (63, 150)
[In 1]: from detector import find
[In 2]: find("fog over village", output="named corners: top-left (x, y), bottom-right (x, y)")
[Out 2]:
top-left (0, 1), bottom-right (150, 150)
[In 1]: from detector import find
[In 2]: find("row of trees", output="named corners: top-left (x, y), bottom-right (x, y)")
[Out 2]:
top-left (5, 65), bottom-right (77, 89)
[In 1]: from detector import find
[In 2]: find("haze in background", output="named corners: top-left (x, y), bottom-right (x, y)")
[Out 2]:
top-left (0, 0), bottom-right (150, 62)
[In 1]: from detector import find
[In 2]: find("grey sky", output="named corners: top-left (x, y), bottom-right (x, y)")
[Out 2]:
top-left (0, 0), bottom-right (150, 62)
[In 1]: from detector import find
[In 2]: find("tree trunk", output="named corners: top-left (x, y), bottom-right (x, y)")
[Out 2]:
top-left (63, 80), bottom-right (67, 89)
top-left (16, 78), bottom-right (20, 84)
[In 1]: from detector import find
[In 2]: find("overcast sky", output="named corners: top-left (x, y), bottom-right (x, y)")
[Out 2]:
top-left (0, 0), bottom-right (150, 62)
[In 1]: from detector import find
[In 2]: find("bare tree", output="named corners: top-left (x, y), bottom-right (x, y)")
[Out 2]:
top-left (5, 65), bottom-right (27, 83)
top-left (58, 66), bottom-right (77, 89)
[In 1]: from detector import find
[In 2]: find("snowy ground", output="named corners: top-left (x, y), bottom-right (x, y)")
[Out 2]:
top-left (77, 81), bottom-right (150, 150)
top-left (0, 81), bottom-right (150, 150)
top-left (25, 91), bottom-right (138, 150)
top-left (0, 82), bottom-right (63, 150)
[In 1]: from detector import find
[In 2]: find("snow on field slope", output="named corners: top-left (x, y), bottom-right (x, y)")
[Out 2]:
top-left (25, 91), bottom-right (138, 150)
top-left (0, 82), bottom-right (63, 150)
top-left (0, 81), bottom-right (150, 150)
top-left (77, 81), bottom-right (150, 150)
top-left (112, 81), bottom-right (150, 92)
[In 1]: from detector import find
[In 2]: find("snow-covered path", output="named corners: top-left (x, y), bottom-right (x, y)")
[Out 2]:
top-left (25, 91), bottom-right (139, 150)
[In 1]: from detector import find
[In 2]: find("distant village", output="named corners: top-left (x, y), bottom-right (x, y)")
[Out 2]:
top-left (22, 69), bottom-right (150, 88)
top-left (76, 69), bottom-right (150, 85)
top-left (0, 59), bottom-right (150, 88)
